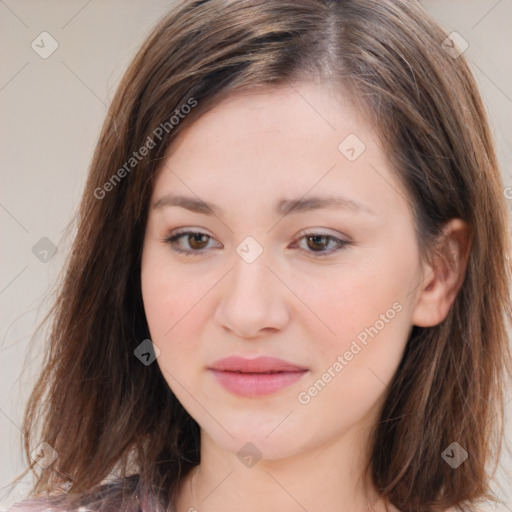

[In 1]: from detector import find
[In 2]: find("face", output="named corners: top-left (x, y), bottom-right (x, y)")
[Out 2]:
top-left (141, 81), bottom-right (424, 460)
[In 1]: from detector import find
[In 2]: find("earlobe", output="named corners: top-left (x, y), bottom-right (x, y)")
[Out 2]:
top-left (412, 219), bottom-right (472, 328)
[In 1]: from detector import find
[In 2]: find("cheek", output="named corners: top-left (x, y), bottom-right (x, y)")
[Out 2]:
top-left (141, 266), bottom-right (179, 340)
top-left (141, 243), bottom-right (202, 338)
top-left (291, 241), bottom-right (418, 410)
top-left (292, 256), bottom-right (413, 352)
top-left (141, 248), bottom-right (212, 379)
top-left (294, 274), bottom-right (411, 433)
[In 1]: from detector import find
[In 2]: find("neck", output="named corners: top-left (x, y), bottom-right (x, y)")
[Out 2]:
top-left (174, 424), bottom-right (395, 512)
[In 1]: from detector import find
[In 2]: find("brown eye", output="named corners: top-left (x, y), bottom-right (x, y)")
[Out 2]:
top-left (292, 232), bottom-right (350, 257)
top-left (306, 235), bottom-right (331, 252)
top-left (187, 232), bottom-right (210, 250)
top-left (164, 230), bottom-right (220, 256)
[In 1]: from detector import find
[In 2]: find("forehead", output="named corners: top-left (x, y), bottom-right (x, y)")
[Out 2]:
top-left (169, 81), bottom-right (370, 153)
top-left (150, 81), bottom-right (409, 223)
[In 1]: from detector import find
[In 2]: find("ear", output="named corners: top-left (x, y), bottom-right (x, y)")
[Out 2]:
top-left (412, 219), bottom-right (472, 328)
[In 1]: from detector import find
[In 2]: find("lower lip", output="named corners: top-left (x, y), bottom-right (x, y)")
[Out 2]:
top-left (209, 369), bottom-right (308, 397)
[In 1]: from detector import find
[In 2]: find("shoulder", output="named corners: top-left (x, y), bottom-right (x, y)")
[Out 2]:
top-left (385, 505), bottom-right (461, 512)
top-left (6, 496), bottom-right (93, 512)
top-left (6, 498), bottom-right (59, 511)
top-left (6, 476), bottom-right (154, 512)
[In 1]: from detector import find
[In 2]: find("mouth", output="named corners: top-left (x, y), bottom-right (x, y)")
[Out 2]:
top-left (209, 355), bottom-right (308, 373)
top-left (208, 356), bottom-right (309, 397)
top-left (219, 370), bottom-right (299, 374)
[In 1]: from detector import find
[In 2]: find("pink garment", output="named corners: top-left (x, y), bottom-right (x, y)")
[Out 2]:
top-left (7, 499), bottom-right (149, 511)
top-left (7, 499), bottom-right (61, 511)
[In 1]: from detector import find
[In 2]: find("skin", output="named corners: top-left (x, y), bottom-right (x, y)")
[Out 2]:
top-left (140, 81), bottom-right (469, 512)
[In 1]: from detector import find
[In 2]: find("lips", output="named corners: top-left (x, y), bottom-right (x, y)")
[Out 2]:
top-left (208, 356), bottom-right (309, 397)
top-left (208, 355), bottom-right (308, 373)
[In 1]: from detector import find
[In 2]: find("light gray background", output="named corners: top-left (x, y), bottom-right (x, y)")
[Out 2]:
top-left (1, 1), bottom-right (511, 510)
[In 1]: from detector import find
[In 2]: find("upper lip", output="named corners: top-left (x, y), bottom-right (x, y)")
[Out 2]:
top-left (208, 356), bottom-right (308, 373)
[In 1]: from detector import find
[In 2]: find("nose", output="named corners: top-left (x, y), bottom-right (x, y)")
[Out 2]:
top-left (213, 246), bottom-right (291, 339)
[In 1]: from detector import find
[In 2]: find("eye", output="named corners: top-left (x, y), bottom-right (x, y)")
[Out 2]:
top-left (291, 231), bottom-right (350, 257)
top-left (163, 230), bottom-right (221, 256)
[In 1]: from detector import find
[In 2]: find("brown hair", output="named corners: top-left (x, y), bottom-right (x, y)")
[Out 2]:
top-left (10, 0), bottom-right (511, 511)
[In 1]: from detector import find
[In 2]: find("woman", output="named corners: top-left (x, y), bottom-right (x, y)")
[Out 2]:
top-left (7, 0), bottom-right (511, 511)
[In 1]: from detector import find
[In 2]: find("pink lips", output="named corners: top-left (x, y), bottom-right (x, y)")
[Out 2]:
top-left (208, 356), bottom-right (309, 397)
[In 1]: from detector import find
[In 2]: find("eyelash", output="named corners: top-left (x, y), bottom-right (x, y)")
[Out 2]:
top-left (162, 229), bottom-right (351, 257)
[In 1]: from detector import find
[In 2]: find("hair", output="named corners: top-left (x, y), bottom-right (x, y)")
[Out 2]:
top-left (8, 1), bottom-right (511, 511)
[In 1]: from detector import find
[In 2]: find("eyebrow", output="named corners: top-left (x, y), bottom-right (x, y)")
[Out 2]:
top-left (152, 193), bottom-right (375, 217)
